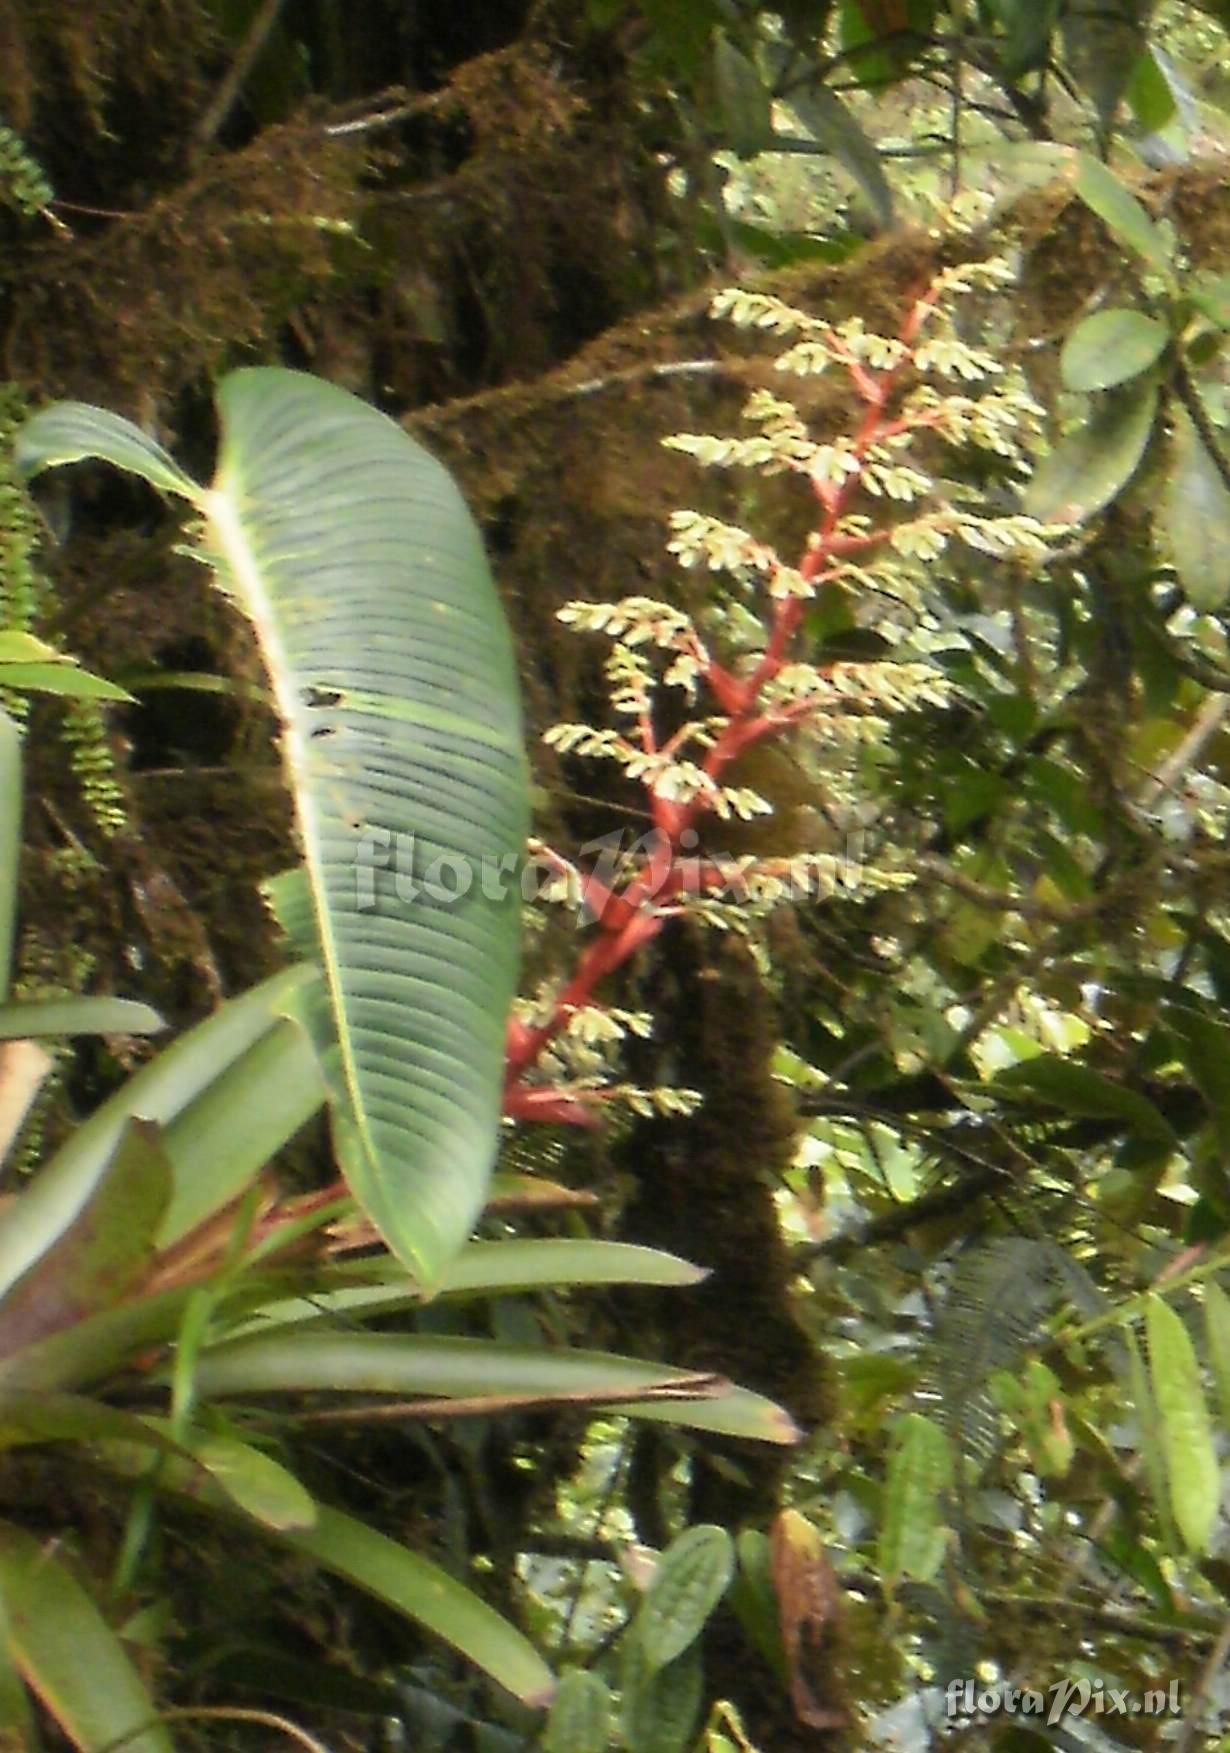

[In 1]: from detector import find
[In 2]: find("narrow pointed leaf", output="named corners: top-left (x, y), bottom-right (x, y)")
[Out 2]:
top-left (1024, 375), bottom-right (1157, 524)
top-left (1164, 406), bottom-right (1230, 612)
top-left (992, 1055), bottom-right (1175, 1144)
top-left (712, 32), bottom-right (773, 156)
top-left (224, 1239), bottom-right (708, 1334)
top-left (187, 1330), bottom-right (802, 1444)
top-left (1072, 152), bottom-right (1173, 282)
top-left (1146, 1294), bottom-right (1220, 1555)
top-left (1165, 1001), bottom-right (1230, 1157)
top-left (173, 1429), bottom-right (317, 1532)
top-left (1059, 309), bottom-right (1168, 393)
top-left (0, 1521), bottom-right (173, 1752)
top-left (95, 1442), bottom-right (555, 1708)
top-left (779, 78), bottom-right (894, 228)
top-left (1061, 4), bottom-right (1153, 134)
top-left (0, 664), bottom-right (131, 702)
top-left (287, 1504), bottom-right (553, 1705)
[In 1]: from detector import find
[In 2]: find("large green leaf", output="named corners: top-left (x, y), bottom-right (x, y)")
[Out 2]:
top-left (0, 1521), bottom-right (173, 1751)
top-left (18, 370), bottom-right (530, 1286)
top-left (187, 1329), bottom-right (801, 1443)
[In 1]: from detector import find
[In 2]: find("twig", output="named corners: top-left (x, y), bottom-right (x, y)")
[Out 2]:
top-left (192, 0), bottom-right (289, 151)
top-left (914, 854), bottom-right (1104, 923)
top-left (322, 86), bottom-right (462, 138)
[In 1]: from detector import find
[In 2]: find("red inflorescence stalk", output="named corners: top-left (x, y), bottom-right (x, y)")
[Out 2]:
top-left (503, 293), bottom-right (931, 1123)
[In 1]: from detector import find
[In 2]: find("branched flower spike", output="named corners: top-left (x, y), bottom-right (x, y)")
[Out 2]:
top-left (506, 255), bottom-right (1065, 1126)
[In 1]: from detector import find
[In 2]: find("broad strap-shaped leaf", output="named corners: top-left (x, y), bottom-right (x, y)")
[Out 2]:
top-left (225, 1238), bottom-right (710, 1334)
top-left (0, 1520), bottom-right (173, 1751)
top-left (0, 1119), bottom-right (170, 1362)
top-left (0, 965), bottom-right (322, 1299)
top-left (186, 1328), bottom-right (802, 1444)
top-left (19, 373), bottom-right (530, 1286)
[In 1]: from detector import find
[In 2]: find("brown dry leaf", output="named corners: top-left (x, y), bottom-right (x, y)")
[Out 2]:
top-left (769, 1508), bottom-right (848, 1731)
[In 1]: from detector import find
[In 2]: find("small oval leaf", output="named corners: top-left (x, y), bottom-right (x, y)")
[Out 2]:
top-left (189, 1434), bottom-right (318, 1532)
top-left (878, 1412), bottom-right (952, 1589)
top-left (637, 1524), bottom-right (734, 1672)
top-left (1146, 1294), bottom-right (1220, 1555)
top-left (1060, 310), bottom-right (1168, 393)
top-left (543, 1668), bottom-right (611, 1753)
top-left (621, 1635), bottom-right (704, 1753)
top-left (1024, 375), bottom-right (1157, 525)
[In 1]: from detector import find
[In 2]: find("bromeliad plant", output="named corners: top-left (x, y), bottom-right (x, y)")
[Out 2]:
top-left (503, 247), bottom-right (1063, 1123)
top-left (1, 374), bottom-right (801, 1750)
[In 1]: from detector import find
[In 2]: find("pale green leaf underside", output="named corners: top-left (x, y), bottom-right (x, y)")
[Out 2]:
top-left (18, 372), bottom-right (530, 1286)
